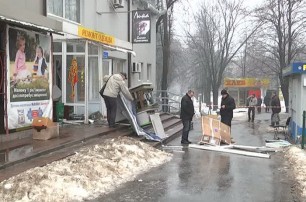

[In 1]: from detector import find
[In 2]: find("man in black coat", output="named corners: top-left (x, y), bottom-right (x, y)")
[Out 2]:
top-left (271, 92), bottom-right (281, 126)
top-left (220, 89), bottom-right (236, 127)
top-left (180, 90), bottom-right (195, 144)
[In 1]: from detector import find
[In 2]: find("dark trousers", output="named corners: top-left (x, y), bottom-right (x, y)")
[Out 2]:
top-left (104, 96), bottom-right (117, 127)
top-left (181, 119), bottom-right (191, 142)
top-left (257, 106), bottom-right (261, 113)
top-left (248, 107), bottom-right (255, 121)
top-left (221, 116), bottom-right (232, 127)
top-left (265, 106), bottom-right (269, 112)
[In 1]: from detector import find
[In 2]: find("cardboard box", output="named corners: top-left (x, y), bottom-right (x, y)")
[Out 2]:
top-left (201, 116), bottom-right (231, 145)
top-left (201, 116), bottom-right (222, 145)
top-left (220, 123), bottom-right (231, 144)
top-left (32, 117), bottom-right (59, 140)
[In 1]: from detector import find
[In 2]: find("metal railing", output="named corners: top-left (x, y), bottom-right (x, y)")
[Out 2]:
top-left (152, 90), bottom-right (182, 114)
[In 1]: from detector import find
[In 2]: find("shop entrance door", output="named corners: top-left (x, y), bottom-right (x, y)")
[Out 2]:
top-left (101, 59), bottom-right (112, 116)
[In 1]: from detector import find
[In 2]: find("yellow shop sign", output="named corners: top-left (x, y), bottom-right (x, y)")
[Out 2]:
top-left (78, 26), bottom-right (115, 45)
top-left (224, 78), bottom-right (270, 88)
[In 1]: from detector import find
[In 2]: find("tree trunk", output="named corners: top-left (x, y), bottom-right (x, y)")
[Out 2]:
top-left (280, 75), bottom-right (289, 113)
top-left (212, 85), bottom-right (219, 110)
top-left (161, 12), bottom-right (169, 112)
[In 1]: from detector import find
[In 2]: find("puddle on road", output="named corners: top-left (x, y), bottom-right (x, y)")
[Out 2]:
top-left (0, 144), bottom-right (33, 165)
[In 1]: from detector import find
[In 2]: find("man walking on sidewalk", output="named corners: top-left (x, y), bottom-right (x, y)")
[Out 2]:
top-left (271, 92), bottom-right (281, 126)
top-left (257, 96), bottom-right (262, 113)
top-left (264, 94), bottom-right (271, 113)
top-left (247, 94), bottom-right (257, 122)
top-left (103, 72), bottom-right (134, 128)
top-left (220, 89), bottom-right (236, 127)
top-left (180, 90), bottom-right (195, 144)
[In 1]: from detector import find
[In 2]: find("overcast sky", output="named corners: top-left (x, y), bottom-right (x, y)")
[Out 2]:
top-left (173, 0), bottom-right (265, 42)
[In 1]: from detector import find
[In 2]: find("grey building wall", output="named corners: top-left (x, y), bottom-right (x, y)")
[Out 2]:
top-left (79, 0), bottom-right (157, 89)
top-left (0, 0), bottom-right (62, 31)
top-left (1, 0), bottom-right (158, 90)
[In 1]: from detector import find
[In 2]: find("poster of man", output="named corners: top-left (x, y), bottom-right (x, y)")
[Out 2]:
top-left (9, 27), bottom-right (51, 102)
top-left (7, 27), bottom-right (52, 129)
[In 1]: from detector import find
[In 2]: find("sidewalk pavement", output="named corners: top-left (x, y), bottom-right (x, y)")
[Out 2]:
top-left (0, 114), bottom-right (183, 181)
top-left (0, 123), bottom-right (131, 169)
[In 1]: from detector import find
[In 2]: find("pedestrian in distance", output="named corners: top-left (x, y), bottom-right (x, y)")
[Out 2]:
top-left (220, 89), bottom-right (236, 127)
top-left (180, 90), bottom-right (195, 144)
top-left (264, 94), bottom-right (270, 113)
top-left (271, 92), bottom-right (281, 126)
top-left (257, 96), bottom-right (262, 113)
top-left (103, 72), bottom-right (134, 128)
top-left (247, 94), bottom-right (257, 122)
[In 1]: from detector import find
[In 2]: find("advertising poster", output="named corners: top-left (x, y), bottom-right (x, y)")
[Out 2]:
top-left (132, 10), bottom-right (151, 43)
top-left (7, 27), bottom-right (52, 129)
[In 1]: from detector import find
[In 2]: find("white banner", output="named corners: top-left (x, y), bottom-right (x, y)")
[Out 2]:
top-left (7, 26), bottom-right (52, 129)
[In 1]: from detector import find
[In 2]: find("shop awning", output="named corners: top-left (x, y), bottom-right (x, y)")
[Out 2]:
top-left (0, 15), bottom-right (62, 35)
top-left (62, 21), bottom-right (135, 56)
top-left (102, 44), bottom-right (136, 57)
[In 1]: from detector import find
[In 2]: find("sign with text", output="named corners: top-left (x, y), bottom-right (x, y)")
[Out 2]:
top-left (132, 10), bottom-right (151, 43)
top-left (224, 78), bottom-right (270, 88)
top-left (7, 27), bottom-right (52, 129)
top-left (78, 26), bottom-right (115, 45)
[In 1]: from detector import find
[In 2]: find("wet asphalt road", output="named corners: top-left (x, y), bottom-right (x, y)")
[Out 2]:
top-left (94, 113), bottom-right (294, 202)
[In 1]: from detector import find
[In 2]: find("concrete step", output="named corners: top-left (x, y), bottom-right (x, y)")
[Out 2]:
top-left (147, 123), bottom-right (183, 147)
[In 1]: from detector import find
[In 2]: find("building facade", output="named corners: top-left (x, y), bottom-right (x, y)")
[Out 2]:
top-left (50, 0), bottom-right (158, 123)
top-left (0, 0), bottom-right (159, 133)
top-left (283, 62), bottom-right (306, 140)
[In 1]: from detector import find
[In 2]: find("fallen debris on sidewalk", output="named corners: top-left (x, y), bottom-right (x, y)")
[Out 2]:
top-left (189, 144), bottom-right (271, 159)
top-left (231, 145), bottom-right (281, 153)
top-left (265, 139), bottom-right (292, 148)
top-left (0, 137), bottom-right (172, 202)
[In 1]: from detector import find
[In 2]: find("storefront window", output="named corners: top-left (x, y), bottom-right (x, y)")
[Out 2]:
top-left (89, 44), bottom-right (98, 55)
top-left (47, 0), bottom-right (80, 23)
top-left (89, 57), bottom-right (99, 101)
top-left (54, 55), bottom-right (62, 90)
top-left (53, 42), bottom-right (62, 52)
top-left (67, 41), bottom-right (85, 52)
top-left (66, 55), bottom-right (85, 103)
top-left (113, 60), bottom-right (124, 74)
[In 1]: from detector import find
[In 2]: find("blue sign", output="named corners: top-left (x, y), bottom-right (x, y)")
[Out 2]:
top-left (103, 51), bottom-right (109, 59)
top-left (283, 62), bottom-right (306, 76)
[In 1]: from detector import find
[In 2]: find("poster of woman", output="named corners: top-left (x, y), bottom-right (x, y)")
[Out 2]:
top-left (7, 27), bottom-right (52, 129)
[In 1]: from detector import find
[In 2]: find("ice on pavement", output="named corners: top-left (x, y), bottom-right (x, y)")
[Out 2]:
top-left (0, 137), bottom-right (172, 202)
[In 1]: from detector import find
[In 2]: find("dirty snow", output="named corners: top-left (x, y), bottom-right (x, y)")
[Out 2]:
top-left (0, 137), bottom-right (172, 202)
top-left (285, 146), bottom-right (306, 197)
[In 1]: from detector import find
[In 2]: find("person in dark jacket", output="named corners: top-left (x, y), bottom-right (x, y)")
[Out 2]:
top-left (271, 92), bottom-right (281, 126)
top-left (264, 95), bottom-right (271, 113)
top-left (180, 90), bottom-right (195, 144)
top-left (257, 96), bottom-right (262, 113)
top-left (220, 89), bottom-right (236, 127)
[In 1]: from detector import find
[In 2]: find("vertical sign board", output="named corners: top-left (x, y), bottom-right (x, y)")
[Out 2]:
top-left (132, 10), bottom-right (151, 43)
top-left (7, 27), bottom-right (52, 129)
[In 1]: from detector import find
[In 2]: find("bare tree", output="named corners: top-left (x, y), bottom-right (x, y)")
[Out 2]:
top-left (155, 0), bottom-right (180, 112)
top-left (255, 0), bottom-right (306, 112)
top-left (187, 0), bottom-right (260, 109)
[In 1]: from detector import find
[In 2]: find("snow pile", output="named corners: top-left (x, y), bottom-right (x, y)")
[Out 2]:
top-left (285, 146), bottom-right (306, 197)
top-left (0, 137), bottom-right (172, 202)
